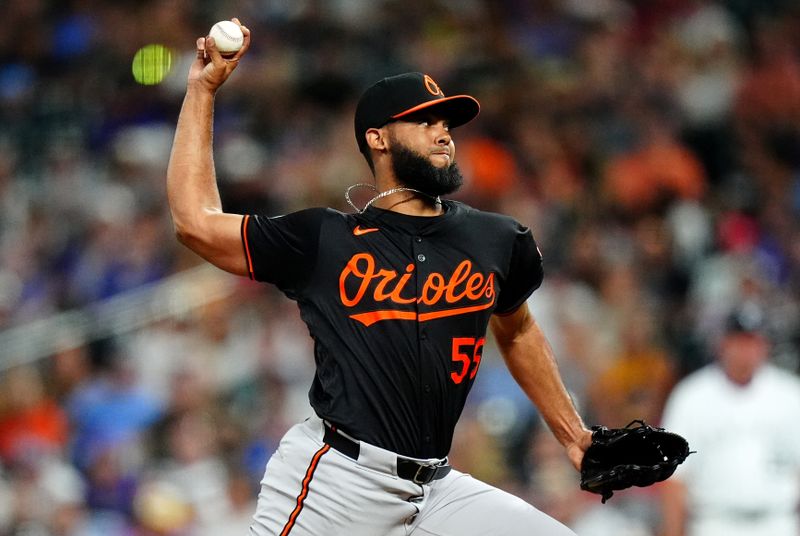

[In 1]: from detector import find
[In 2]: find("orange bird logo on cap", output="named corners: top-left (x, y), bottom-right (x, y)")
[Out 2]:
top-left (424, 74), bottom-right (443, 96)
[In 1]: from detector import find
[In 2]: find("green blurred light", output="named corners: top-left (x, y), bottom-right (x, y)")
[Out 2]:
top-left (132, 44), bottom-right (173, 86)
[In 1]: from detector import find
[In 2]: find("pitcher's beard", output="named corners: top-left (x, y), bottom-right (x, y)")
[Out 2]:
top-left (389, 144), bottom-right (463, 197)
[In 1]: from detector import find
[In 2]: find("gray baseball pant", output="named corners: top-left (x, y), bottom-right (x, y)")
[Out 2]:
top-left (248, 415), bottom-right (576, 536)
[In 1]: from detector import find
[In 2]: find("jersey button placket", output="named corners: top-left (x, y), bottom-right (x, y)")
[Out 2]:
top-left (413, 235), bottom-right (434, 453)
top-left (412, 238), bottom-right (427, 346)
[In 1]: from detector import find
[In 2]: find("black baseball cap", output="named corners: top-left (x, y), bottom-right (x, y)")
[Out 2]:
top-left (354, 72), bottom-right (480, 154)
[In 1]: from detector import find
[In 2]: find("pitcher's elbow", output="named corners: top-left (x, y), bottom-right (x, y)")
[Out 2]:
top-left (172, 220), bottom-right (197, 248)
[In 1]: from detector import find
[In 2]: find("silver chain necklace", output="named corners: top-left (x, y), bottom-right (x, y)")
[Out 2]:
top-left (344, 183), bottom-right (441, 213)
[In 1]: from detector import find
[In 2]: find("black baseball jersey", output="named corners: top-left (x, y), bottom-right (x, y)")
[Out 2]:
top-left (242, 200), bottom-right (543, 459)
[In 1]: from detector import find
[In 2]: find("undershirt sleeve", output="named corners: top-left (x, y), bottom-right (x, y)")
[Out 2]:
top-left (242, 208), bottom-right (327, 297)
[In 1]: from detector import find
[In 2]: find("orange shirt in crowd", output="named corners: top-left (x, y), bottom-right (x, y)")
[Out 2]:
top-left (0, 400), bottom-right (69, 460)
top-left (604, 141), bottom-right (706, 213)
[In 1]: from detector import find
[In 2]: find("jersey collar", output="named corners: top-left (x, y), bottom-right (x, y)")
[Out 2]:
top-left (360, 200), bottom-right (460, 234)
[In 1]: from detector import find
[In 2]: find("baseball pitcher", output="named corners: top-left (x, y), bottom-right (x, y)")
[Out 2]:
top-left (166, 19), bottom-right (592, 535)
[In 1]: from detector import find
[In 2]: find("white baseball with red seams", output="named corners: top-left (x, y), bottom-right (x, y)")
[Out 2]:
top-left (208, 20), bottom-right (243, 54)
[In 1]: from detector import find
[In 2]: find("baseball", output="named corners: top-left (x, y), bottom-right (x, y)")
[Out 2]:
top-left (208, 20), bottom-right (244, 55)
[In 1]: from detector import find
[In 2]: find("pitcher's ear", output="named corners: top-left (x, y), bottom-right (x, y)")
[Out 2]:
top-left (365, 127), bottom-right (388, 152)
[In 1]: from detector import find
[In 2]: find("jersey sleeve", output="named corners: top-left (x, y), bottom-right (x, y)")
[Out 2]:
top-left (493, 224), bottom-right (544, 315)
top-left (242, 208), bottom-right (327, 296)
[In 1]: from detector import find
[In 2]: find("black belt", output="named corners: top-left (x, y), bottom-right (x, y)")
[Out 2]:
top-left (322, 423), bottom-right (451, 485)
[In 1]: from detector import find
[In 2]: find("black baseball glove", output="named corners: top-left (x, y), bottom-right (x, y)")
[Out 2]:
top-left (580, 420), bottom-right (692, 503)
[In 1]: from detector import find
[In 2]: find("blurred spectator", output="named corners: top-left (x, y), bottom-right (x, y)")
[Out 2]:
top-left (5, 451), bottom-right (94, 535)
top-left (588, 308), bottom-right (676, 427)
top-left (602, 114), bottom-right (706, 217)
top-left (196, 469), bottom-right (257, 536)
top-left (140, 410), bottom-right (232, 533)
top-left (83, 444), bottom-right (139, 526)
top-left (0, 364), bottom-right (69, 463)
top-left (660, 304), bottom-right (800, 536)
top-left (49, 336), bottom-right (95, 402)
top-left (133, 479), bottom-right (194, 535)
top-left (66, 340), bottom-right (164, 472)
top-left (458, 136), bottom-right (521, 206)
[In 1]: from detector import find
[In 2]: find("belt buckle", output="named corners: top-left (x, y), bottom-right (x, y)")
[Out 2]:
top-left (412, 464), bottom-right (436, 485)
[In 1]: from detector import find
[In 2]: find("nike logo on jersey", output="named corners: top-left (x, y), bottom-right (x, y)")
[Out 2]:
top-left (339, 253), bottom-right (496, 326)
top-left (353, 225), bottom-right (379, 236)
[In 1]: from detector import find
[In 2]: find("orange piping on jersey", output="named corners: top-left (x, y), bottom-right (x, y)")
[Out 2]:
top-left (280, 444), bottom-right (330, 536)
top-left (241, 215), bottom-right (255, 280)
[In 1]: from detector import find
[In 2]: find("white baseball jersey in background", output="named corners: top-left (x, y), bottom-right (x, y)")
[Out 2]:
top-left (661, 363), bottom-right (800, 536)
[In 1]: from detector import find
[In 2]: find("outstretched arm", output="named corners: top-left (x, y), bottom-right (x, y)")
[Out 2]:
top-left (490, 302), bottom-right (591, 470)
top-left (166, 19), bottom-right (251, 275)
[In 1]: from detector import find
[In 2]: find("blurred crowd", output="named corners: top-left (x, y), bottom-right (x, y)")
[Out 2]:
top-left (1, 0), bottom-right (800, 534)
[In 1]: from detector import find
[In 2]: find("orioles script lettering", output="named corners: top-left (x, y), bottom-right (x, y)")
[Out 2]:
top-left (339, 253), bottom-right (496, 326)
